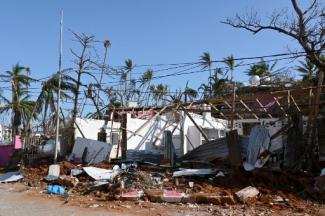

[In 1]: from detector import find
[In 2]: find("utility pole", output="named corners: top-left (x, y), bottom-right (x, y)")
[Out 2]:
top-left (54, 10), bottom-right (63, 163)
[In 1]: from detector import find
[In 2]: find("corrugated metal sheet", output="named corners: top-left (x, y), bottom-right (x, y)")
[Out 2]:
top-left (179, 138), bottom-right (228, 162)
top-left (126, 150), bottom-right (163, 164)
top-left (179, 136), bottom-right (252, 162)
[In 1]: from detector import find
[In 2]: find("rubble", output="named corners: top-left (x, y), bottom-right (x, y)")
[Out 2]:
top-left (235, 186), bottom-right (260, 203)
top-left (14, 158), bottom-right (324, 215)
top-left (14, 116), bottom-right (325, 215)
top-left (83, 166), bottom-right (121, 182)
top-left (44, 164), bottom-right (60, 181)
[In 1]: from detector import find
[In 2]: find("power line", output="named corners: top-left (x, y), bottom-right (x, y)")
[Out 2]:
top-left (100, 54), bottom-right (302, 86)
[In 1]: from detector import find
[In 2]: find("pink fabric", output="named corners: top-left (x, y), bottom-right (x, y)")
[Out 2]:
top-left (14, 135), bottom-right (22, 149)
top-left (163, 190), bottom-right (183, 197)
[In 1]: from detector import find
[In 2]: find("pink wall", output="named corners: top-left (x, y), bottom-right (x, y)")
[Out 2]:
top-left (0, 136), bottom-right (21, 167)
top-left (0, 145), bottom-right (13, 167)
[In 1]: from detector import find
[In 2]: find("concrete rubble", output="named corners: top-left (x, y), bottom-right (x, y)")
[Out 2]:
top-left (235, 186), bottom-right (260, 203)
top-left (2, 123), bottom-right (325, 215)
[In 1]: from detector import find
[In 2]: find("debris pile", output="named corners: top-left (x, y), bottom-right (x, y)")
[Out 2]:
top-left (1, 123), bottom-right (324, 214)
top-left (5, 157), bottom-right (319, 213)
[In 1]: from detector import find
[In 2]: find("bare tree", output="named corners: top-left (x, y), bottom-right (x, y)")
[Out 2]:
top-left (70, 33), bottom-right (98, 131)
top-left (222, 0), bottom-right (325, 169)
top-left (222, 0), bottom-right (325, 71)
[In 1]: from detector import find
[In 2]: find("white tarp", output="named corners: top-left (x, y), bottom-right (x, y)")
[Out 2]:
top-left (173, 168), bottom-right (216, 177)
top-left (0, 171), bottom-right (23, 183)
top-left (83, 166), bottom-right (121, 181)
top-left (70, 138), bottom-right (112, 164)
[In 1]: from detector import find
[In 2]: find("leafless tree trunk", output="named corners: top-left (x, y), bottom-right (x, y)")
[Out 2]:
top-left (222, 0), bottom-right (325, 71)
top-left (70, 33), bottom-right (97, 134)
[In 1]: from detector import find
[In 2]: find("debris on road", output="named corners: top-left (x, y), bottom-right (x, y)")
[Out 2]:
top-left (47, 185), bottom-right (65, 195)
top-left (0, 171), bottom-right (23, 183)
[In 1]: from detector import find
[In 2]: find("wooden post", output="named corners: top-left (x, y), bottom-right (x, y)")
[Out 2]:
top-left (226, 130), bottom-right (242, 167)
top-left (287, 90), bottom-right (291, 109)
top-left (109, 108), bottom-right (115, 145)
top-left (314, 71), bottom-right (324, 117)
top-left (121, 113), bottom-right (127, 160)
top-left (230, 95), bottom-right (235, 130)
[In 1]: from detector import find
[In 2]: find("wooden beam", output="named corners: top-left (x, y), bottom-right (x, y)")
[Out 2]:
top-left (238, 97), bottom-right (259, 120)
top-left (180, 105), bottom-right (210, 143)
top-left (109, 108), bottom-right (115, 145)
top-left (127, 105), bottom-right (168, 140)
top-left (255, 98), bottom-right (273, 118)
top-left (111, 86), bottom-right (325, 113)
top-left (209, 102), bottom-right (226, 118)
top-left (226, 130), bottom-right (242, 167)
top-left (290, 95), bottom-right (301, 112)
top-left (273, 96), bottom-right (287, 116)
top-left (151, 103), bottom-right (182, 146)
top-left (74, 122), bottom-right (85, 138)
top-left (223, 100), bottom-right (243, 119)
top-left (185, 134), bottom-right (195, 150)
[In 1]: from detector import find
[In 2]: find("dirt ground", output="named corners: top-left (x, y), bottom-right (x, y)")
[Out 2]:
top-left (0, 183), bottom-right (324, 216)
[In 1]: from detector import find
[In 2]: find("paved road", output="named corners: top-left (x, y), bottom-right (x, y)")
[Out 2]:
top-left (0, 184), bottom-right (131, 216)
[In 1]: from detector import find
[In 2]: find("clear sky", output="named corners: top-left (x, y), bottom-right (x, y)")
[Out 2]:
top-left (0, 0), bottom-right (303, 102)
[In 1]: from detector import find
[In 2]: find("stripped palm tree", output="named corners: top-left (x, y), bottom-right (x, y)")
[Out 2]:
top-left (123, 59), bottom-right (134, 104)
top-left (33, 72), bottom-right (76, 134)
top-left (199, 52), bottom-right (213, 97)
top-left (0, 64), bottom-right (36, 136)
top-left (153, 83), bottom-right (168, 105)
top-left (139, 69), bottom-right (153, 106)
top-left (198, 83), bottom-right (210, 99)
top-left (184, 87), bottom-right (197, 102)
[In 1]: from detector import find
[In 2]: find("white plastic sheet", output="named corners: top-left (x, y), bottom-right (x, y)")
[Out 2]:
top-left (0, 171), bottom-right (23, 183)
top-left (173, 168), bottom-right (215, 177)
top-left (83, 166), bottom-right (121, 181)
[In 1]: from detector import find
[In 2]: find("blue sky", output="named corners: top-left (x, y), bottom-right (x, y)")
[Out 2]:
top-left (0, 0), bottom-right (303, 105)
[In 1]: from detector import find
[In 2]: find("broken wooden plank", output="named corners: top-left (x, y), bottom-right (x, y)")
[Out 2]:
top-left (255, 98), bottom-right (273, 118)
top-left (238, 98), bottom-right (259, 120)
top-left (223, 100), bottom-right (243, 119)
top-left (209, 102), bottom-right (226, 118)
top-left (273, 96), bottom-right (287, 116)
top-left (290, 95), bottom-right (301, 112)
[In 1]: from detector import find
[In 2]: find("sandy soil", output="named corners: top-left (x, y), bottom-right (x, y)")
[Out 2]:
top-left (0, 183), bottom-right (324, 216)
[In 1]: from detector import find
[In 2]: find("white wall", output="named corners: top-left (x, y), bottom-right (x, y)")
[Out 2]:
top-left (74, 109), bottom-right (228, 156)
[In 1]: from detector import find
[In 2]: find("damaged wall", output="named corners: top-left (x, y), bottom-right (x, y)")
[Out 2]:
top-left (73, 109), bottom-right (228, 157)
